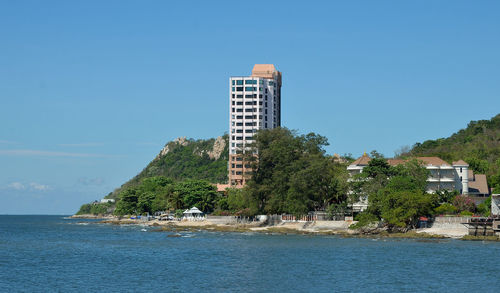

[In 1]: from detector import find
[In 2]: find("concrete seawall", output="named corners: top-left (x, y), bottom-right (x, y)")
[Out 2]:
top-left (418, 216), bottom-right (469, 238)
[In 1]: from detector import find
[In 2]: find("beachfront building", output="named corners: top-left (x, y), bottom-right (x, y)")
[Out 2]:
top-left (348, 154), bottom-right (490, 196)
top-left (347, 155), bottom-right (490, 212)
top-left (228, 64), bottom-right (282, 187)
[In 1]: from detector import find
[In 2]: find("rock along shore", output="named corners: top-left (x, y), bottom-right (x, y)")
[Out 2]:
top-left (83, 216), bottom-right (496, 241)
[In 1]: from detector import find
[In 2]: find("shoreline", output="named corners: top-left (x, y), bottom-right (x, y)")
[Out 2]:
top-left (71, 215), bottom-right (500, 241)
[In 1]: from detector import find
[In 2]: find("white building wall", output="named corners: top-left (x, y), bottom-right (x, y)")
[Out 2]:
top-left (454, 165), bottom-right (469, 194)
top-left (229, 76), bottom-right (281, 155)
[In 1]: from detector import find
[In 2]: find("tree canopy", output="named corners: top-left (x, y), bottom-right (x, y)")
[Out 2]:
top-left (243, 128), bottom-right (349, 216)
top-left (113, 176), bottom-right (219, 216)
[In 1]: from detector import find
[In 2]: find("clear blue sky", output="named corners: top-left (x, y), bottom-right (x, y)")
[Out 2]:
top-left (1, 0), bottom-right (499, 214)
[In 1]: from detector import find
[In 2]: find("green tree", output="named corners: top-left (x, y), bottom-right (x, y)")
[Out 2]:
top-left (114, 188), bottom-right (139, 216)
top-left (356, 159), bottom-right (434, 230)
top-left (379, 190), bottom-right (436, 230)
top-left (245, 128), bottom-right (349, 216)
top-left (137, 192), bottom-right (156, 214)
top-left (175, 180), bottom-right (218, 213)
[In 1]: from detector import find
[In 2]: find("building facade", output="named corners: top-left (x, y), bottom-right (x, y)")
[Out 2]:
top-left (228, 64), bottom-right (282, 186)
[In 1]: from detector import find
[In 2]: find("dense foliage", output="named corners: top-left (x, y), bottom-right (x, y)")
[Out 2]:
top-left (113, 177), bottom-right (219, 216)
top-left (354, 157), bottom-right (493, 230)
top-left (353, 158), bottom-right (437, 230)
top-left (403, 113), bottom-right (500, 190)
top-left (76, 202), bottom-right (113, 215)
top-left (240, 128), bottom-right (350, 216)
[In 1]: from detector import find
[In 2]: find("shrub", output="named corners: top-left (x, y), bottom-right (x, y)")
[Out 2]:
top-left (460, 211), bottom-right (474, 216)
top-left (452, 195), bottom-right (476, 213)
top-left (434, 203), bottom-right (457, 215)
top-left (477, 196), bottom-right (491, 217)
top-left (350, 212), bottom-right (379, 229)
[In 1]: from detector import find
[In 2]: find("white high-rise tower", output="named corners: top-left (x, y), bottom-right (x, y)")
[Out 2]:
top-left (228, 64), bottom-right (282, 186)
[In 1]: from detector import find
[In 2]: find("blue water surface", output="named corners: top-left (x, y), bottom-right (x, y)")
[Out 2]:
top-left (1, 215), bottom-right (499, 292)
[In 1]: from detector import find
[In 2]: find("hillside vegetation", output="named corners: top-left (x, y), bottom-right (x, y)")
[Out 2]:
top-left (403, 113), bottom-right (500, 189)
top-left (106, 135), bottom-right (229, 200)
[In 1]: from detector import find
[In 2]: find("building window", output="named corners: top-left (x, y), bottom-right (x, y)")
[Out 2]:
top-left (237, 115), bottom-right (243, 119)
top-left (237, 95), bottom-right (243, 98)
top-left (265, 123), bottom-right (268, 128)
top-left (232, 87), bottom-right (235, 91)
top-left (245, 80), bottom-right (257, 84)
top-left (236, 129), bottom-right (243, 133)
top-left (236, 109), bottom-right (243, 112)
top-left (259, 101), bottom-right (262, 105)
top-left (245, 115), bottom-right (253, 119)
top-left (265, 88), bottom-right (268, 93)
top-left (232, 101), bottom-right (235, 106)
top-left (460, 176), bottom-right (462, 181)
top-left (236, 87), bottom-right (243, 91)
top-left (232, 108), bottom-right (235, 113)
top-left (236, 80), bottom-right (243, 85)
top-left (245, 108), bottom-right (254, 112)
top-left (245, 101), bottom-right (253, 105)
top-left (236, 122), bottom-right (243, 126)
top-left (237, 101), bottom-right (243, 105)
top-left (245, 87), bottom-right (256, 91)
top-left (460, 167), bottom-right (462, 172)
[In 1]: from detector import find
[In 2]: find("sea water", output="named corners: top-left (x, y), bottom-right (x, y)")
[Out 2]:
top-left (1, 215), bottom-right (499, 292)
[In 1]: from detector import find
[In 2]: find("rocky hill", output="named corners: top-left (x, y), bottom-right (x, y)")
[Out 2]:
top-left (105, 135), bottom-right (229, 199)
